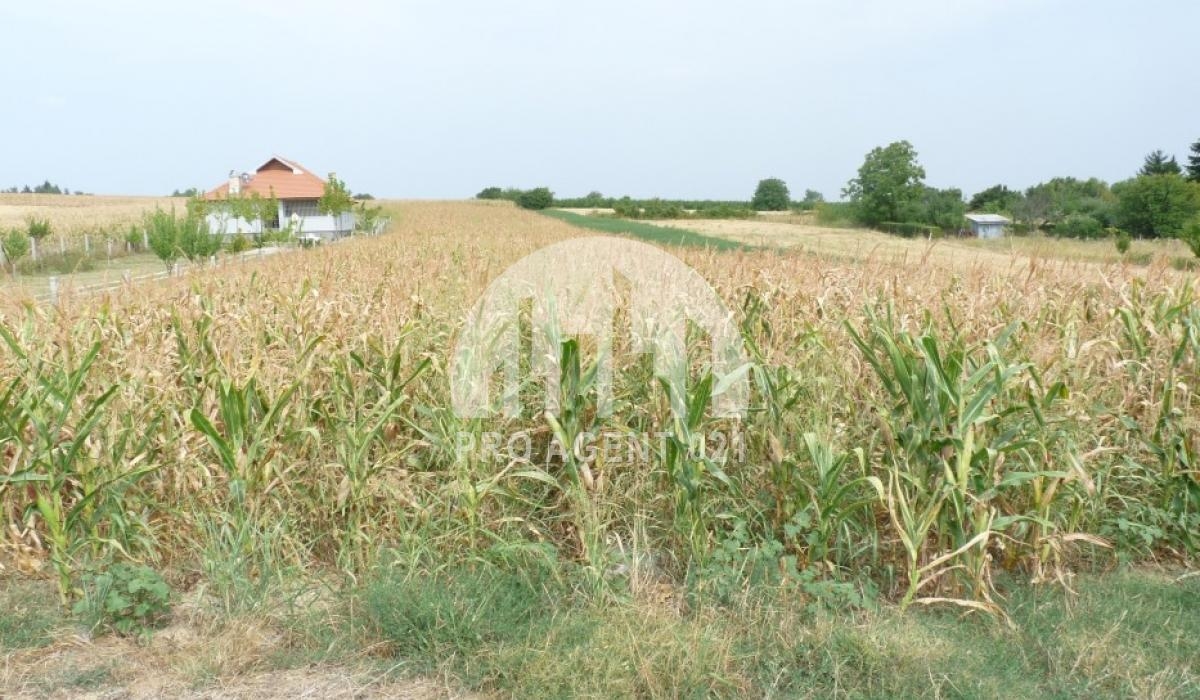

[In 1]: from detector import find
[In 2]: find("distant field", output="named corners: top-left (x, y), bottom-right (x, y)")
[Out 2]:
top-left (647, 217), bottom-right (1195, 271)
top-left (0, 193), bottom-right (182, 239)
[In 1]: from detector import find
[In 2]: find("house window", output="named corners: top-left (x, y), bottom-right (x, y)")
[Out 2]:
top-left (285, 200), bottom-right (321, 218)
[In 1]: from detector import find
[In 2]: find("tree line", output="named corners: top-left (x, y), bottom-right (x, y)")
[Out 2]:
top-left (842, 138), bottom-right (1200, 241)
top-left (474, 181), bottom-right (823, 217)
top-left (2, 180), bottom-right (88, 195)
top-left (475, 137), bottom-right (1200, 245)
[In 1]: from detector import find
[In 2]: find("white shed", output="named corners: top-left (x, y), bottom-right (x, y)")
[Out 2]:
top-left (965, 213), bottom-right (1010, 239)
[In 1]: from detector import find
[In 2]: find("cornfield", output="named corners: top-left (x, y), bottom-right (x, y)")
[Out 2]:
top-left (0, 200), bottom-right (1196, 616)
top-left (0, 194), bottom-right (181, 241)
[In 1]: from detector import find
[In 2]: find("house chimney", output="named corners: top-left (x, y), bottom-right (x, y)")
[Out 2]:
top-left (228, 170), bottom-right (241, 195)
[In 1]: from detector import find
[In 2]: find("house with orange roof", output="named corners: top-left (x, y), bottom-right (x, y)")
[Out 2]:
top-left (203, 156), bottom-right (355, 239)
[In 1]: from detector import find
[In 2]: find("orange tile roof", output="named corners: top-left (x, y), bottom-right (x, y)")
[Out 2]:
top-left (204, 157), bottom-right (327, 201)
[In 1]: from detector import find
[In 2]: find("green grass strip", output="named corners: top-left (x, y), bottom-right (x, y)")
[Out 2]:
top-left (541, 209), bottom-right (753, 251)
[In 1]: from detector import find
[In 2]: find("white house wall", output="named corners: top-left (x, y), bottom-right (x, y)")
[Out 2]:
top-left (205, 213), bottom-right (263, 236)
top-left (205, 209), bottom-right (355, 239)
top-left (288, 213), bottom-right (356, 238)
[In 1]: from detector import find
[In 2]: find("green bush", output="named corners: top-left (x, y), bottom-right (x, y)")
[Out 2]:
top-left (878, 221), bottom-right (940, 238)
top-left (691, 204), bottom-right (757, 219)
top-left (516, 187), bottom-right (554, 210)
top-left (1, 229), bottom-right (30, 270)
top-left (1054, 213), bottom-right (1104, 239)
top-left (612, 197), bottom-right (640, 218)
top-left (640, 198), bottom-right (683, 219)
top-left (813, 202), bottom-right (856, 227)
top-left (73, 563), bottom-right (171, 639)
top-left (1114, 229), bottom-right (1132, 255)
top-left (124, 225), bottom-right (143, 252)
top-left (1180, 219), bottom-right (1200, 258)
top-left (227, 234), bottom-right (251, 254)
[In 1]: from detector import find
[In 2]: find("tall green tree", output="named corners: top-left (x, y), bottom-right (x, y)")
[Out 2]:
top-left (1186, 138), bottom-right (1200, 183)
top-left (1140, 149), bottom-right (1182, 177)
top-left (843, 141), bottom-right (926, 225)
top-left (915, 187), bottom-right (966, 230)
top-left (751, 178), bottom-right (790, 211)
top-left (968, 184), bottom-right (1021, 214)
top-left (516, 187), bottom-right (554, 210)
top-left (1021, 177), bottom-right (1113, 227)
top-left (1112, 174), bottom-right (1200, 238)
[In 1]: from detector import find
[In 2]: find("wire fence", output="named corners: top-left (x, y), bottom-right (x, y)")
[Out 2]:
top-left (4, 219), bottom-right (391, 306)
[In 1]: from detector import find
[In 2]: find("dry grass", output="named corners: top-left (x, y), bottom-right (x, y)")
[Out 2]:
top-left (0, 194), bottom-right (182, 240)
top-left (652, 217), bottom-right (1194, 271)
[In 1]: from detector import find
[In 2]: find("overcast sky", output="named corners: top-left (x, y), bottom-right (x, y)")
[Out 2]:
top-left (1, 0), bottom-right (1196, 200)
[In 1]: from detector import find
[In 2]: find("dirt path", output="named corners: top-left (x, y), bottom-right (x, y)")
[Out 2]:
top-left (2, 635), bottom-right (469, 699)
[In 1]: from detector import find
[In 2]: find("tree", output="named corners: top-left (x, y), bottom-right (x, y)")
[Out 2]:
top-left (319, 174), bottom-right (355, 235)
top-left (1, 229), bottom-right (30, 274)
top-left (516, 187), bottom-right (554, 210)
top-left (1186, 138), bottom-right (1200, 183)
top-left (795, 189), bottom-right (824, 211)
top-left (1055, 213), bottom-right (1103, 239)
top-left (177, 215), bottom-right (222, 262)
top-left (751, 178), bottom-right (790, 211)
top-left (843, 141), bottom-right (926, 225)
top-left (1140, 149), bottom-right (1182, 177)
top-left (1180, 219), bottom-right (1200, 258)
top-left (1112, 174), bottom-right (1200, 238)
top-left (1021, 177), bottom-right (1113, 228)
top-left (144, 209), bottom-right (181, 270)
top-left (915, 187), bottom-right (965, 230)
top-left (26, 217), bottom-right (50, 260)
top-left (476, 187), bottom-right (504, 200)
top-left (968, 184), bottom-right (1021, 214)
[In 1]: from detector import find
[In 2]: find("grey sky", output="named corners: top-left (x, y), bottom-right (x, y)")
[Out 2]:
top-left (2, 0), bottom-right (1197, 200)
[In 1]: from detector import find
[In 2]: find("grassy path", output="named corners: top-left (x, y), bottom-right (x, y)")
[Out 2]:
top-left (541, 209), bottom-right (754, 251)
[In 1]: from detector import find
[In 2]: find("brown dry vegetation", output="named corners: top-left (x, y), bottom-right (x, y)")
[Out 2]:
top-left (649, 216), bottom-right (1195, 270)
top-left (0, 194), bottom-right (182, 240)
top-left (0, 201), bottom-right (1197, 696)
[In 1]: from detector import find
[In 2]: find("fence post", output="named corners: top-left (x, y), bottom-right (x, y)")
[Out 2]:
top-left (48, 276), bottom-right (59, 305)
top-left (123, 270), bottom-right (132, 285)
top-left (31, 238), bottom-right (38, 262)
top-left (107, 239), bottom-right (113, 260)
top-left (143, 231), bottom-right (149, 250)
top-left (84, 234), bottom-right (91, 255)
top-left (58, 236), bottom-right (65, 255)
